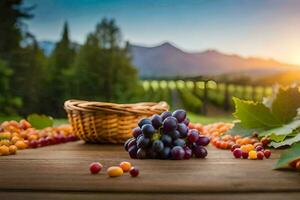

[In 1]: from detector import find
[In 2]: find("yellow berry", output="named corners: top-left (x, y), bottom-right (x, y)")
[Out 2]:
top-left (9, 145), bottom-right (17, 154)
top-left (107, 166), bottom-right (124, 177)
top-left (11, 136), bottom-right (20, 144)
top-left (0, 145), bottom-right (10, 156)
top-left (0, 132), bottom-right (11, 139)
top-left (248, 150), bottom-right (257, 159)
top-left (119, 161), bottom-right (132, 172)
top-left (0, 139), bottom-right (11, 146)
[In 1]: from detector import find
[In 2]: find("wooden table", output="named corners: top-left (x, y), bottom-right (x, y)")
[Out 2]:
top-left (0, 141), bottom-right (299, 200)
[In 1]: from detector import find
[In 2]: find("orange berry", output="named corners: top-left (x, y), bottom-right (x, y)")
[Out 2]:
top-left (107, 166), bottom-right (124, 177)
top-left (0, 145), bottom-right (10, 156)
top-left (9, 145), bottom-right (17, 154)
top-left (242, 137), bottom-right (252, 145)
top-left (236, 138), bottom-right (243, 145)
top-left (15, 140), bottom-right (27, 149)
top-left (28, 134), bottom-right (39, 141)
top-left (220, 141), bottom-right (228, 149)
top-left (19, 119), bottom-right (32, 129)
top-left (119, 161), bottom-right (132, 172)
top-left (234, 135), bottom-right (242, 141)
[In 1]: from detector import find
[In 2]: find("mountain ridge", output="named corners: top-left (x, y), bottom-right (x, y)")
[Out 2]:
top-left (38, 40), bottom-right (299, 78)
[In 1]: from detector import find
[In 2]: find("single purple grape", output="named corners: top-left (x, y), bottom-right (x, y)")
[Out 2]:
top-left (163, 116), bottom-right (178, 132)
top-left (160, 111), bottom-right (172, 121)
top-left (183, 146), bottom-right (192, 159)
top-left (138, 118), bottom-right (151, 128)
top-left (195, 136), bottom-right (210, 146)
top-left (183, 118), bottom-right (190, 126)
top-left (137, 148), bottom-right (147, 159)
top-left (171, 146), bottom-right (185, 160)
top-left (141, 124), bottom-right (155, 137)
top-left (187, 129), bottom-right (199, 143)
top-left (128, 145), bottom-right (138, 159)
top-left (177, 123), bottom-right (188, 138)
top-left (193, 146), bottom-right (207, 158)
top-left (151, 114), bottom-right (163, 129)
top-left (132, 127), bottom-right (142, 138)
top-left (172, 109), bottom-right (186, 123)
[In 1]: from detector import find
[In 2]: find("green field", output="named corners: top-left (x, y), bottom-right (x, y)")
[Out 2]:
top-left (0, 113), bottom-right (233, 126)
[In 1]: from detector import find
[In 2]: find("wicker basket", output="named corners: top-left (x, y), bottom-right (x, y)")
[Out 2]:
top-left (64, 100), bottom-right (169, 143)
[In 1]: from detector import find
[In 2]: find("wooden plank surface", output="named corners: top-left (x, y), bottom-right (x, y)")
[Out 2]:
top-left (0, 141), bottom-right (299, 199)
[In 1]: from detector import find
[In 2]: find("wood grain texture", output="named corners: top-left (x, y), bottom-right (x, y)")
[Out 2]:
top-left (1, 192), bottom-right (300, 200)
top-left (0, 141), bottom-right (299, 199)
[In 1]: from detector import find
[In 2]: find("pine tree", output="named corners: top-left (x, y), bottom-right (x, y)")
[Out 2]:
top-left (73, 18), bottom-right (140, 103)
top-left (0, 0), bottom-right (33, 60)
top-left (47, 21), bottom-right (76, 116)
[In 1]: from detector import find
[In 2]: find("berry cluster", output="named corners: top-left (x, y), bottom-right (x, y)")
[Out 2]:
top-left (0, 119), bottom-right (78, 156)
top-left (124, 109), bottom-right (210, 160)
top-left (89, 161), bottom-right (139, 177)
top-left (231, 144), bottom-right (271, 160)
top-left (189, 122), bottom-right (272, 160)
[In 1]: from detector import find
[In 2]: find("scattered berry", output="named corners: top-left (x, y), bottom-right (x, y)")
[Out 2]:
top-left (89, 162), bottom-right (103, 174)
top-left (119, 161), bottom-right (132, 172)
top-left (129, 167), bottom-right (139, 177)
top-left (107, 166), bottom-right (124, 177)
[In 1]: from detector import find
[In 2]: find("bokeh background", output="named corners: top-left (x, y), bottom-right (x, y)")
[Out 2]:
top-left (1, 0), bottom-right (300, 122)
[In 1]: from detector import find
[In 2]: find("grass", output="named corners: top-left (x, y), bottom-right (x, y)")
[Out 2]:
top-left (0, 116), bottom-right (68, 127)
top-left (0, 113), bottom-right (234, 127)
top-left (187, 112), bottom-right (234, 124)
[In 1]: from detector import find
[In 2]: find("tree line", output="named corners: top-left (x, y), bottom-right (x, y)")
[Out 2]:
top-left (0, 0), bottom-right (142, 117)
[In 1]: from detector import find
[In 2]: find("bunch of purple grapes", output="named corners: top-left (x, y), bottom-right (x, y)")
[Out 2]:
top-left (124, 109), bottom-right (210, 160)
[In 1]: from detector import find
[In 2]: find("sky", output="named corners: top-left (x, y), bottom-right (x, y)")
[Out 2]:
top-left (24, 0), bottom-right (300, 65)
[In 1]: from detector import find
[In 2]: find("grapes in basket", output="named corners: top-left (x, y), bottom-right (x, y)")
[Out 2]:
top-left (124, 109), bottom-right (210, 160)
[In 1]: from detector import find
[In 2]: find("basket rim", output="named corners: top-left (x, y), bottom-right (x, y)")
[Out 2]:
top-left (64, 99), bottom-right (169, 115)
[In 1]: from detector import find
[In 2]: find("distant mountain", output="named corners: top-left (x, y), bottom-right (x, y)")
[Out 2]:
top-left (129, 42), bottom-right (299, 78)
top-left (38, 40), bottom-right (299, 78)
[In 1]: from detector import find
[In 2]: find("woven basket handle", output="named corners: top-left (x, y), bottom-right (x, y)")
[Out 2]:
top-left (64, 100), bottom-right (169, 115)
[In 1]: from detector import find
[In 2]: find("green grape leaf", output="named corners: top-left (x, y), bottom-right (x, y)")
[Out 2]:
top-left (271, 87), bottom-right (300, 124)
top-left (269, 134), bottom-right (287, 143)
top-left (227, 122), bottom-right (264, 137)
top-left (27, 114), bottom-right (53, 130)
top-left (232, 97), bottom-right (282, 129)
top-left (274, 142), bottom-right (300, 169)
top-left (259, 119), bottom-right (300, 137)
top-left (270, 133), bottom-right (300, 149)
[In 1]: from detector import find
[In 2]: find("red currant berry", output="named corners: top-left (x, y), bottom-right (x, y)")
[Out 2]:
top-left (264, 150), bottom-right (271, 159)
top-left (257, 151), bottom-right (264, 160)
top-left (242, 151), bottom-right (248, 159)
top-left (233, 148), bottom-right (242, 158)
top-left (89, 162), bottom-right (103, 174)
top-left (129, 167), bottom-right (139, 177)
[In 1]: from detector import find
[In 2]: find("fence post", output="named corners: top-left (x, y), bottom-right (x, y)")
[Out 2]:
top-left (202, 81), bottom-right (208, 115)
top-left (224, 83), bottom-right (230, 111)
